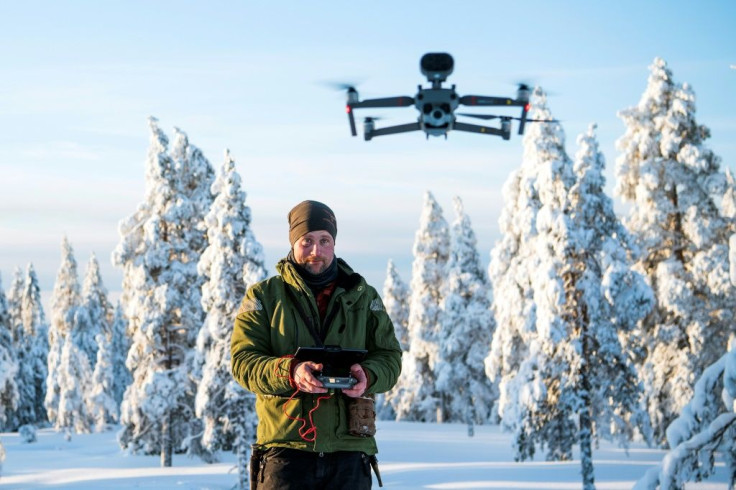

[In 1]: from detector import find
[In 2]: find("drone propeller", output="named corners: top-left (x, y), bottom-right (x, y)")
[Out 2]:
top-left (320, 79), bottom-right (364, 92)
top-left (457, 113), bottom-right (558, 123)
top-left (457, 113), bottom-right (502, 121)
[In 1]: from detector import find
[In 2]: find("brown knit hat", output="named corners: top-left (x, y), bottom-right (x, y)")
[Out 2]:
top-left (288, 200), bottom-right (337, 246)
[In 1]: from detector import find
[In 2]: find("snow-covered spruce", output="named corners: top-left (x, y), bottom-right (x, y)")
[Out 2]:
top-left (382, 259), bottom-right (410, 352)
top-left (0, 273), bottom-right (19, 432)
top-left (434, 196), bottom-right (495, 433)
top-left (194, 149), bottom-right (264, 482)
top-left (377, 259), bottom-right (411, 420)
top-left (79, 254), bottom-right (118, 430)
top-left (487, 90), bottom-right (653, 490)
top-left (5, 267), bottom-right (37, 429)
top-left (109, 303), bottom-right (130, 409)
top-left (113, 118), bottom-right (214, 465)
top-left (635, 344), bottom-right (736, 489)
top-left (390, 191), bottom-right (450, 422)
top-left (56, 327), bottom-right (92, 438)
top-left (615, 58), bottom-right (735, 443)
top-left (20, 264), bottom-right (48, 427)
top-left (46, 237), bottom-right (81, 427)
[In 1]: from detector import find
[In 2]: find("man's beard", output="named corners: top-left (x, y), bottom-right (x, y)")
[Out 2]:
top-left (302, 258), bottom-right (328, 274)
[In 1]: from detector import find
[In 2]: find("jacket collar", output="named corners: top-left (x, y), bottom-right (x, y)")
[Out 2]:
top-left (277, 257), bottom-right (364, 294)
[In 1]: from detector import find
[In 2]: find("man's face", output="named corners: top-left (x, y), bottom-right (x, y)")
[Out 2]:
top-left (293, 230), bottom-right (335, 274)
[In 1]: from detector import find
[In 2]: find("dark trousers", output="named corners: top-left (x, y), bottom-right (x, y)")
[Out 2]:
top-left (256, 447), bottom-right (372, 490)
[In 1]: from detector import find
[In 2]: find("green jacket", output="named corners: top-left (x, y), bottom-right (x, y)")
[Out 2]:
top-left (231, 257), bottom-right (402, 454)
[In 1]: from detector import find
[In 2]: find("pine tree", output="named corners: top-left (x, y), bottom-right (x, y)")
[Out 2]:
top-left (109, 303), bottom-right (131, 408)
top-left (382, 260), bottom-right (410, 351)
top-left (0, 274), bottom-right (19, 431)
top-left (56, 321), bottom-right (92, 439)
top-left (78, 254), bottom-right (112, 370)
top-left (563, 125), bottom-right (654, 487)
top-left (195, 150), bottom-right (264, 478)
top-left (488, 103), bottom-right (656, 490)
top-left (113, 117), bottom-right (214, 466)
top-left (391, 191), bottom-right (450, 422)
top-left (6, 268), bottom-right (24, 349)
top-left (378, 260), bottom-right (410, 420)
top-left (6, 267), bottom-right (34, 429)
top-left (88, 331), bottom-right (119, 430)
top-left (46, 237), bottom-right (81, 425)
top-left (486, 89), bottom-right (573, 453)
top-left (486, 89), bottom-right (578, 462)
top-left (435, 197), bottom-right (495, 433)
top-left (615, 58), bottom-right (735, 443)
top-left (20, 264), bottom-right (48, 426)
top-left (636, 342), bottom-right (736, 490)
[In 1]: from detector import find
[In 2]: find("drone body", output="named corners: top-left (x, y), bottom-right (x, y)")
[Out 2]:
top-left (344, 52), bottom-right (549, 141)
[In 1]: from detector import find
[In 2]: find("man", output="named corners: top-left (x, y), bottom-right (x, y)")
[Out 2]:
top-left (231, 200), bottom-right (402, 489)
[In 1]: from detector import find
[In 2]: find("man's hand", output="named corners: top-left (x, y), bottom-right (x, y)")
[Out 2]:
top-left (293, 361), bottom-right (328, 394)
top-left (341, 363), bottom-right (368, 398)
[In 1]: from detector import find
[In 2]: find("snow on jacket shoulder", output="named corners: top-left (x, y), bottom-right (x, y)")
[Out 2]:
top-left (230, 257), bottom-right (402, 454)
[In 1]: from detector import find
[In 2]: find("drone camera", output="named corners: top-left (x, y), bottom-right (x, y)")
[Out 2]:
top-left (420, 52), bottom-right (454, 83)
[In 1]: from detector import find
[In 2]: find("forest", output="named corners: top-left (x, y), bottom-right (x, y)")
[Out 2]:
top-left (1, 58), bottom-right (735, 490)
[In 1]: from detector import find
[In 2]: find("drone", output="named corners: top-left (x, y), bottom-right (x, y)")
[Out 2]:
top-left (343, 52), bottom-right (554, 141)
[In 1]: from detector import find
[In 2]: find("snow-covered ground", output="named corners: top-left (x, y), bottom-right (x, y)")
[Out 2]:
top-left (0, 421), bottom-right (730, 489)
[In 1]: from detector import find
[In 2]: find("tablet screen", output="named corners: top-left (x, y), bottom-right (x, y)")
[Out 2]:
top-left (294, 346), bottom-right (368, 377)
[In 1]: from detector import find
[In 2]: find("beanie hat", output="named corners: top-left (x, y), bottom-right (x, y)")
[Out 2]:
top-left (288, 200), bottom-right (337, 246)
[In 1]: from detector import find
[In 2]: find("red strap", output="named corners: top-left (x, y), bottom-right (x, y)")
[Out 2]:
top-left (276, 355), bottom-right (332, 443)
top-left (276, 355), bottom-right (297, 389)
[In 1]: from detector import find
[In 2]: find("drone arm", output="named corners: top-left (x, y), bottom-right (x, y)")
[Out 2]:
top-left (518, 104), bottom-right (529, 135)
top-left (459, 95), bottom-right (523, 107)
top-left (365, 122), bottom-right (421, 141)
top-left (351, 96), bottom-right (415, 109)
top-left (453, 121), bottom-right (510, 140)
top-left (346, 106), bottom-right (357, 136)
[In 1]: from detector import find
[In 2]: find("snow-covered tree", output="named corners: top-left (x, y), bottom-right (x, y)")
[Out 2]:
top-left (6, 267), bottom-right (24, 346)
top-left (615, 58), bottom-right (735, 443)
top-left (434, 197), bottom-right (495, 433)
top-left (74, 253), bottom-right (117, 431)
top-left (88, 332), bottom-right (119, 430)
top-left (382, 260), bottom-right (410, 351)
top-left (109, 303), bottom-right (131, 407)
top-left (56, 323), bottom-right (92, 439)
top-left (487, 94), bottom-right (654, 488)
top-left (563, 125), bottom-right (655, 487)
top-left (20, 264), bottom-right (48, 426)
top-left (195, 150), bottom-right (264, 481)
top-left (170, 126), bottom-right (216, 254)
top-left (113, 117), bottom-right (214, 466)
top-left (0, 274), bottom-right (19, 431)
top-left (378, 259), bottom-right (410, 420)
top-left (78, 254), bottom-right (112, 369)
top-left (46, 237), bottom-right (81, 425)
top-left (635, 341), bottom-right (736, 490)
top-left (5, 267), bottom-right (34, 429)
top-left (390, 191), bottom-right (450, 422)
top-left (487, 88), bottom-right (578, 462)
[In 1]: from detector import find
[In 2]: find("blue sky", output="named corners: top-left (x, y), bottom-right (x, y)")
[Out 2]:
top-left (1, 1), bottom-right (734, 297)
